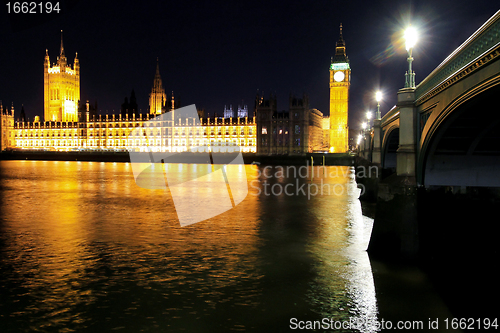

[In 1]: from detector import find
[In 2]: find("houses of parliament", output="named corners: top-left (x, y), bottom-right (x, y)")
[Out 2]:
top-left (0, 29), bottom-right (351, 154)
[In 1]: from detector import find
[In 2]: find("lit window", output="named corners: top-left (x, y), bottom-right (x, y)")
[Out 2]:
top-left (262, 126), bottom-right (267, 134)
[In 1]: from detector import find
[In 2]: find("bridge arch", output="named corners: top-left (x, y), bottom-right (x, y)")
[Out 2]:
top-left (382, 126), bottom-right (399, 170)
top-left (419, 79), bottom-right (500, 187)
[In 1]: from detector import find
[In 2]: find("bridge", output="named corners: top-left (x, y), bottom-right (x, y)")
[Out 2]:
top-left (358, 10), bottom-right (500, 258)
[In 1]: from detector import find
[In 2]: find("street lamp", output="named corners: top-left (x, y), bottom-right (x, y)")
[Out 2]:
top-left (404, 26), bottom-right (418, 88)
top-left (375, 91), bottom-right (382, 119)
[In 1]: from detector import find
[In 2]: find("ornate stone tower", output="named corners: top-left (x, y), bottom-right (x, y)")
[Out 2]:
top-left (44, 30), bottom-right (80, 122)
top-left (237, 105), bottom-right (248, 118)
top-left (0, 102), bottom-right (15, 151)
top-left (329, 24), bottom-right (350, 153)
top-left (224, 105), bottom-right (233, 118)
top-left (149, 59), bottom-right (167, 115)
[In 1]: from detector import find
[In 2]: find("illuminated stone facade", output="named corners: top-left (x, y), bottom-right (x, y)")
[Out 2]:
top-left (329, 24), bottom-right (350, 153)
top-left (3, 40), bottom-right (256, 153)
top-left (322, 116), bottom-right (330, 150)
top-left (308, 108), bottom-right (326, 152)
top-left (0, 102), bottom-right (15, 151)
top-left (44, 31), bottom-right (80, 122)
top-left (10, 110), bottom-right (256, 153)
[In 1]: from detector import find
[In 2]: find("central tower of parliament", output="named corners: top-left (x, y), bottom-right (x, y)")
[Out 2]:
top-left (44, 31), bottom-right (80, 122)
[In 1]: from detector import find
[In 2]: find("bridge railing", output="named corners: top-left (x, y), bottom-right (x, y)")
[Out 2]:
top-left (415, 10), bottom-right (500, 102)
top-left (380, 105), bottom-right (399, 128)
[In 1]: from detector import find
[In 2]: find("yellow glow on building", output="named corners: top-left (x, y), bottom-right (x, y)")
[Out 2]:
top-left (47, 67), bottom-right (60, 74)
top-left (329, 24), bottom-right (350, 153)
top-left (149, 59), bottom-right (167, 115)
top-left (11, 113), bottom-right (257, 153)
top-left (4, 35), bottom-right (257, 154)
top-left (0, 103), bottom-right (15, 151)
top-left (44, 31), bottom-right (80, 123)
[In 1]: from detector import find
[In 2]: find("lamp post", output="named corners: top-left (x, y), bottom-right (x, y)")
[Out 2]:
top-left (404, 26), bottom-right (418, 88)
top-left (366, 111), bottom-right (373, 129)
top-left (375, 91), bottom-right (382, 119)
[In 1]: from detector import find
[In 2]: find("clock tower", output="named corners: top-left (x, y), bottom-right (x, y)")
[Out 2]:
top-left (329, 24), bottom-right (350, 153)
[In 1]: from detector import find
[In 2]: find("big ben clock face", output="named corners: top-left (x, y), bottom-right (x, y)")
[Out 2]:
top-left (334, 71), bottom-right (345, 82)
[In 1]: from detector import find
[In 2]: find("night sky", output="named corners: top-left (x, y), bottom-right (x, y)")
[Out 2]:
top-left (1, 0), bottom-right (498, 132)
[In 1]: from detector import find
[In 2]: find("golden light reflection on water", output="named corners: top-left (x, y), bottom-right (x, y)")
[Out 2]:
top-left (282, 166), bottom-right (378, 330)
top-left (0, 161), bottom-right (377, 332)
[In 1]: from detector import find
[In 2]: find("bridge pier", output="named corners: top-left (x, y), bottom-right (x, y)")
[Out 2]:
top-left (355, 155), bottom-right (419, 260)
top-left (360, 131), bottom-right (371, 161)
top-left (395, 88), bottom-right (417, 178)
top-left (367, 175), bottom-right (419, 260)
top-left (371, 119), bottom-right (382, 165)
top-left (367, 88), bottom-right (420, 260)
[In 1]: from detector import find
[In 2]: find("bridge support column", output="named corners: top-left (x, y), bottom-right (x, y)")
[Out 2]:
top-left (396, 88), bottom-right (417, 179)
top-left (368, 180), bottom-right (419, 260)
top-left (368, 87), bottom-right (420, 260)
top-left (358, 135), bottom-right (364, 157)
top-left (371, 119), bottom-right (382, 165)
top-left (396, 88), bottom-right (417, 178)
top-left (359, 133), bottom-right (367, 158)
top-left (364, 132), bottom-right (372, 161)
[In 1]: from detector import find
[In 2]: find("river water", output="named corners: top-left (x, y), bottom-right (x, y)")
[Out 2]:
top-left (0, 161), bottom-right (453, 332)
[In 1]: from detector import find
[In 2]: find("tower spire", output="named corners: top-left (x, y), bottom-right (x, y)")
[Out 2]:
top-left (332, 23), bottom-right (348, 63)
top-left (149, 58), bottom-right (167, 115)
top-left (336, 23), bottom-right (345, 48)
top-left (60, 30), bottom-right (65, 56)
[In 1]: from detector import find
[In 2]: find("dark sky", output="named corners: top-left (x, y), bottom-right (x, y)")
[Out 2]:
top-left (1, 0), bottom-right (498, 131)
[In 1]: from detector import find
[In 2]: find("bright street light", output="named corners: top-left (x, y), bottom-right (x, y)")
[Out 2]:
top-left (404, 26), bottom-right (418, 88)
top-left (404, 26), bottom-right (418, 51)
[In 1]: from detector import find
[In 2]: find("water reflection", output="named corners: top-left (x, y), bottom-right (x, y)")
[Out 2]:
top-left (0, 161), bottom-right (378, 332)
top-left (249, 165), bottom-right (379, 331)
